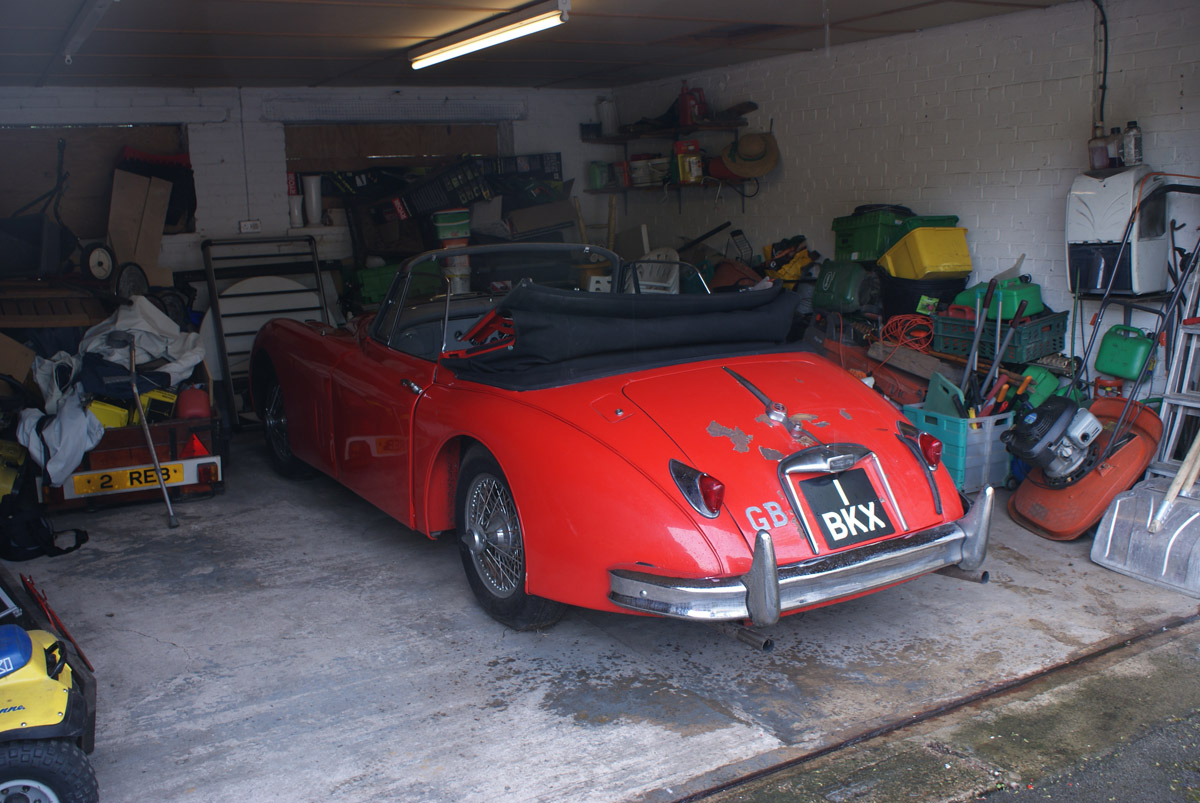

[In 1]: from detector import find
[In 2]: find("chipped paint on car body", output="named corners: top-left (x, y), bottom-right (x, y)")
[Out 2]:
top-left (707, 421), bottom-right (753, 453)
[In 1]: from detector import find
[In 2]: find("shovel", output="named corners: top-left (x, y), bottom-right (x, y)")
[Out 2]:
top-left (1149, 428), bottom-right (1200, 533)
top-left (1091, 427), bottom-right (1200, 598)
top-left (106, 331), bottom-right (179, 528)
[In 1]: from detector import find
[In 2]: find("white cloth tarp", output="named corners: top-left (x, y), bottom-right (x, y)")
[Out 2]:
top-left (17, 387), bottom-right (106, 487)
top-left (31, 351), bottom-right (82, 416)
top-left (78, 295), bottom-right (204, 384)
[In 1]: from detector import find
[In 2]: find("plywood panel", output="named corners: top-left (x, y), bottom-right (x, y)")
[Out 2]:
top-left (0, 126), bottom-right (185, 240)
top-left (284, 124), bottom-right (498, 173)
top-left (0, 281), bottom-right (112, 327)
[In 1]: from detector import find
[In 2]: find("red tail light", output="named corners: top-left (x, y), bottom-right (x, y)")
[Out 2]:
top-left (197, 462), bottom-right (220, 484)
top-left (918, 433), bottom-right (943, 467)
top-left (668, 459), bottom-right (725, 519)
top-left (698, 475), bottom-right (725, 515)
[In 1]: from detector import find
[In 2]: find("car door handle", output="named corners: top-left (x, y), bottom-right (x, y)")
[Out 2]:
top-left (401, 379), bottom-right (423, 396)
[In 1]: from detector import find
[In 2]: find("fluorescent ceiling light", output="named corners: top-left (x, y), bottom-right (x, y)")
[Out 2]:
top-left (410, 0), bottom-right (569, 71)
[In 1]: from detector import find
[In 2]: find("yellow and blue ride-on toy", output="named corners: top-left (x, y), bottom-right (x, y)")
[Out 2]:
top-left (0, 586), bottom-right (97, 803)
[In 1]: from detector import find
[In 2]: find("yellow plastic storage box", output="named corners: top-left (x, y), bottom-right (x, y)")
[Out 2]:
top-left (877, 227), bottom-right (972, 279)
top-left (88, 399), bottom-right (130, 428)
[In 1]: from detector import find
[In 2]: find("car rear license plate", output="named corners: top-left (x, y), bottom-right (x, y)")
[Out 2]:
top-left (71, 464), bottom-right (184, 496)
top-left (800, 468), bottom-right (895, 550)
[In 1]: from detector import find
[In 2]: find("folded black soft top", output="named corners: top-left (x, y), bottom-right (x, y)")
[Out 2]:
top-left (442, 281), bottom-right (803, 390)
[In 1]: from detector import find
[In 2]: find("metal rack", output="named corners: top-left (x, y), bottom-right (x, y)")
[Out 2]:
top-left (1069, 181), bottom-right (1200, 463)
top-left (198, 236), bottom-right (333, 430)
top-left (1148, 261), bottom-right (1200, 478)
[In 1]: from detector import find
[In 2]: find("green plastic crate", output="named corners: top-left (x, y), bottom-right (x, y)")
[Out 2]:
top-left (358, 264), bottom-right (401, 304)
top-left (902, 403), bottom-right (1013, 493)
top-left (832, 209), bottom-right (911, 262)
top-left (931, 310), bottom-right (1067, 363)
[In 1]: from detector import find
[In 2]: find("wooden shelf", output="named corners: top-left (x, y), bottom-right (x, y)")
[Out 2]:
top-left (581, 121), bottom-right (747, 146)
top-left (583, 179), bottom-right (748, 195)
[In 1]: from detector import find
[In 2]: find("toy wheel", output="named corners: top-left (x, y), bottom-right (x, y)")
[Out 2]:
top-left (0, 739), bottom-right (99, 803)
top-left (457, 449), bottom-right (565, 631)
top-left (261, 370), bottom-right (311, 479)
top-left (80, 243), bottom-right (115, 281)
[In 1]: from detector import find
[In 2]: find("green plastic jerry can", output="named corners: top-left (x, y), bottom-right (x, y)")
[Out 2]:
top-left (1095, 324), bottom-right (1154, 380)
top-left (953, 277), bottom-right (1045, 320)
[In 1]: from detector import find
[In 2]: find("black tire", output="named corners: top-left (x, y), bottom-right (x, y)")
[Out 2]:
top-left (456, 450), bottom-right (566, 631)
top-left (0, 739), bottom-right (99, 803)
top-left (262, 372), bottom-right (312, 479)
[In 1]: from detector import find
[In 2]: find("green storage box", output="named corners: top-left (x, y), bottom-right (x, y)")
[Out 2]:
top-left (1095, 324), bottom-right (1154, 380)
top-left (832, 209), bottom-right (910, 262)
top-left (899, 215), bottom-right (959, 233)
top-left (357, 264), bottom-right (401, 304)
top-left (954, 277), bottom-right (1044, 320)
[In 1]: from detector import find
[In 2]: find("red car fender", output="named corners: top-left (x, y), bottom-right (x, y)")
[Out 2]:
top-left (409, 384), bottom-right (753, 612)
top-left (251, 319), bottom-right (353, 477)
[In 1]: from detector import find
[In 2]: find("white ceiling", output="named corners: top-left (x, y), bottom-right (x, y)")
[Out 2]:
top-left (4, 0), bottom-right (1077, 89)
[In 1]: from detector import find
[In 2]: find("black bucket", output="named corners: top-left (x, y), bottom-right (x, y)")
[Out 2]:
top-left (881, 272), bottom-right (968, 319)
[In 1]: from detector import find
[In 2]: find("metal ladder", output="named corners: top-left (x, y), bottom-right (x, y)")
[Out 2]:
top-left (1148, 266), bottom-right (1200, 479)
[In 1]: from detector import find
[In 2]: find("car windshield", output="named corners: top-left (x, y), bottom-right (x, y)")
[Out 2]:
top-left (367, 242), bottom-right (785, 389)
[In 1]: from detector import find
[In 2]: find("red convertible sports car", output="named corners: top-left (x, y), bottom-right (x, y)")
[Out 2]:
top-left (250, 243), bottom-right (992, 631)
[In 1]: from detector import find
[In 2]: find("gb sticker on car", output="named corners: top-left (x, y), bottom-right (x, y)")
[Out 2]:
top-left (745, 501), bottom-right (789, 531)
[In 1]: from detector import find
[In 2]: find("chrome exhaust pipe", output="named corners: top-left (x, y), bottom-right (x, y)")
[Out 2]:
top-left (937, 565), bottom-right (990, 584)
top-left (714, 622), bottom-right (775, 652)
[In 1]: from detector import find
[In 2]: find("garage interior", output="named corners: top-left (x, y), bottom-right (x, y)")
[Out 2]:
top-left (1, 0), bottom-right (1199, 801)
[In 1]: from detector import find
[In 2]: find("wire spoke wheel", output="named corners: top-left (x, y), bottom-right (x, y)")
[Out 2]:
top-left (456, 450), bottom-right (565, 630)
top-left (264, 383), bottom-right (291, 463)
top-left (261, 373), bottom-right (310, 478)
top-left (465, 472), bottom-right (525, 599)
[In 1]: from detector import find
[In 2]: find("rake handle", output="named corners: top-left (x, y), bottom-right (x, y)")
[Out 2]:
top-left (1149, 428), bottom-right (1200, 533)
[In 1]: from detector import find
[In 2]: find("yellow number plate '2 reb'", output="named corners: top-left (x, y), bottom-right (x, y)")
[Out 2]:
top-left (72, 464), bottom-right (185, 496)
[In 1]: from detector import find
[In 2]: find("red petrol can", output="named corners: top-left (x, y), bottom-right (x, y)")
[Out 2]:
top-left (176, 387), bottom-right (211, 419)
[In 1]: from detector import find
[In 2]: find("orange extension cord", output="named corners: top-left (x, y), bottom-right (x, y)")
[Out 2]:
top-left (870, 314), bottom-right (934, 372)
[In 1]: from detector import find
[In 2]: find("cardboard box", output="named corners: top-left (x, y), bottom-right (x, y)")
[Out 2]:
top-left (506, 199), bottom-right (577, 237)
top-left (107, 169), bottom-right (172, 286)
top-left (0, 331), bottom-right (41, 407)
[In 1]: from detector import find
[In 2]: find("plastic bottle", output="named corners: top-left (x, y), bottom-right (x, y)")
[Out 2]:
top-left (1107, 127), bottom-right (1123, 168)
top-left (1088, 125), bottom-right (1108, 170)
top-left (1122, 120), bottom-right (1143, 166)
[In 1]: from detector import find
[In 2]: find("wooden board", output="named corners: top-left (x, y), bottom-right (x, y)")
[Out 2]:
top-left (866, 342), bottom-right (958, 381)
top-left (0, 281), bottom-right (112, 327)
top-left (284, 123), bottom-right (498, 173)
top-left (0, 126), bottom-right (185, 240)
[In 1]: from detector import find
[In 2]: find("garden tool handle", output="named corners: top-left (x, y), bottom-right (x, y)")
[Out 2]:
top-left (980, 278), bottom-right (998, 316)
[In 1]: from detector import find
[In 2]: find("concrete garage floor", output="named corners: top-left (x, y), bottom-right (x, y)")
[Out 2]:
top-left (18, 433), bottom-right (1200, 802)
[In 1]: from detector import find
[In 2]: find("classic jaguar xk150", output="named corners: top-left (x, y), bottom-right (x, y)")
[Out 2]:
top-left (250, 243), bottom-right (991, 630)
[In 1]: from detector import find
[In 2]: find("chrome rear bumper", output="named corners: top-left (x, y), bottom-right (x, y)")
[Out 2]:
top-left (608, 486), bottom-right (993, 626)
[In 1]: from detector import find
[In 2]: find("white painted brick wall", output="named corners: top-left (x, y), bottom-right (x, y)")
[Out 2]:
top-left (611, 0), bottom-right (1198, 380)
top-left (1, 0), bottom-right (1192, 378)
